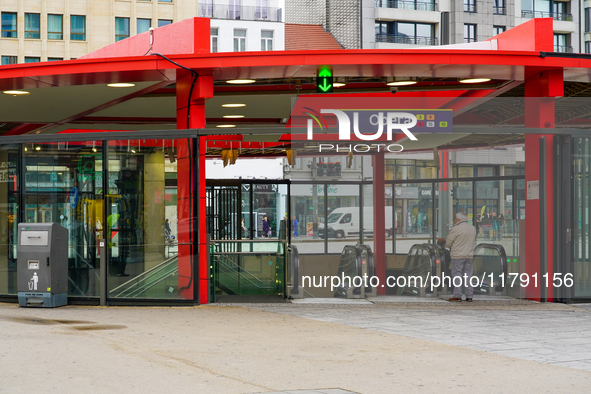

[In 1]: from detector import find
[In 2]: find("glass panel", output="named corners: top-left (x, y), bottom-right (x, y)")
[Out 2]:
top-left (115, 17), bottom-right (130, 42)
top-left (71, 15), bottom-right (86, 41)
top-left (24, 57), bottom-right (40, 63)
top-left (396, 22), bottom-right (415, 37)
top-left (1, 56), bottom-right (17, 65)
top-left (0, 145), bottom-right (19, 295)
top-left (393, 182), bottom-right (433, 255)
top-left (106, 139), bottom-right (192, 300)
top-left (25, 14), bottom-right (40, 39)
top-left (573, 137), bottom-right (591, 297)
top-left (476, 180), bottom-right (500, 242)
top-left (158, 20), bottom-right (172, 27)
top-left (252, 183), bottom-right (287, 240)
top-left (290, 183), bottom-right (324, 254)
top-left (261, 30), bottom-right (273, 38)
top-left (137, 19), bottom-right (151, 34)
top-left (22, 141), bottom-right (103, 297)
top-left (1, 13), bottom-right (17, 38)
top-left (48, 15), bottom-right (63, 40)
top-left (326, 184), bottom-right (361, 254)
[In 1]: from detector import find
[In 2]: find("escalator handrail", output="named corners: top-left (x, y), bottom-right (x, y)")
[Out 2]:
top-left (290, 244), bottom-right (301, 295)
top-left (117, 263), bottom-right (178, 298)
top-left (400, 243), bottom-right (440, 294)
top-left (215, 253), bottom-right (276, 288)
top-left (474, 243), bottom-right (508, 285)
top-left (338, 245), bottom-right (363, 295)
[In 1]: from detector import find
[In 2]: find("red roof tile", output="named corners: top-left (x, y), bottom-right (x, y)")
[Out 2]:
top-left (285, 24), bottom-right (343, 51)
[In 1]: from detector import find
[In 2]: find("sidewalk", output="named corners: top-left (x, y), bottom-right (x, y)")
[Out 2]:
top-left (1, 301), bottom-right (590, 393)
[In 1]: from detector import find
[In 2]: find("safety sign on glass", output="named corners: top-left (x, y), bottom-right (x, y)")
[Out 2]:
top-left (527, 180), bottom-right (539, 200)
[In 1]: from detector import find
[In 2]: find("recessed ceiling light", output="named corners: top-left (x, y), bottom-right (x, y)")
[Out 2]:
top-left (223, 115), bottom-right (245, 118)
top-left (333, 82), bottom-right (346, 87)
top-left (459, 78), bottom-right (491, 84)
top-left (216, 124), bottom-right (236, 128)
top-left (35, 146), bottom-right (41, 151)
top-left (3, 90), bottom-right (30, 96)
top-left (226, 79), bottom-right (256, 84)
top-left (107, 83), bottom-right (136, 88)
top-left (222, 103), bottom-right (246, 108)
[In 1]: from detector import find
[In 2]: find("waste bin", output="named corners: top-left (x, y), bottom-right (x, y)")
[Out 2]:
top-left (17, 223), bottom-right (68, 308)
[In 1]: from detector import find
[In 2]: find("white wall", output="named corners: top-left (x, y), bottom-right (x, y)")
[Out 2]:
top-left (211, 19), bottom-right (285, 52)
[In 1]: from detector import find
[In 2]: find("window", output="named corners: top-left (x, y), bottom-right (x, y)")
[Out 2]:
top-left (554, 33), bottom-right (571, 53)
top-left (1, 12), bottom-right (17, 38)
top-left (234, 29), bottom-right (246, 52)
top-left (375, 22), bottom-right (436, 45)
top-left (493, 26), bottom-right (506, 36)
top-left (201, 0), bottom-right (214, 17)
top-left (586, 8), bottom-right (591, 33)
top-left (25, 57), bottom-right (40, 63)
top-left (137, 18), bottom-right (151, 34)
top-left (493, 0), bottom-right (505, 14)
top-left (48, 15), bottom-right (63, 40)
top-left (230, 0), bottom-right (242, 20)
top-left (464, 24), bottom-right (477, 43)
top-left (115, 17), bottom-right (130, 42)
top-left (261, 30), bottom-right (273, 51)
top-left (464, 0), bottom-right (476, 12)
top-left (256, 0), bottom-right (268, 19)
top-left (1, 56), bottom-right (17, 65)
top-left (71, 15), bottom-right (86, 41)
top-left (25, 14), bottom-right (40, 39)
top-left (211, 27), bottom-right (219, 53)
top-left (48, 57), bottom-right (62, 61)
top-left (158, 20), bottom-right (172, 27)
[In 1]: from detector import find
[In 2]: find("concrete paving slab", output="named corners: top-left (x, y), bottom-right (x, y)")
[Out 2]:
top-left (290, 298), bottom-right (372, 305)
top-left (2, 302), bottom-right (591, 393)
top-left (370, 296), bottom-right (448, 304)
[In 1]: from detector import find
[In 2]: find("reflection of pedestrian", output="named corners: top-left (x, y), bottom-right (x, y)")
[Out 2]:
top-left (292, 216), bottom-right (299, 237)
top-left (165, 219), bottom-right (171, 237)
top-left (496, 214), bottom-right (504, 240)
top-left (262, 216), bottom-right (271, 237)
top-left (241, 218), bottom-right (247, 238)
top-left (446, 212), bottom-right (477, 302)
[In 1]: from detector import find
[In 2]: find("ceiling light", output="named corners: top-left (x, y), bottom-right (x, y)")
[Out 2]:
top-left (24, 147), bottom-right (28, 151)
top-left (131, 149), bottom-right (136, 153)
top-left (216, 124), bottom-right (236, 128)
top-left (226, 79), bottom-right (256, 84)
top-left (107, 83), bottom-right (136, 88)
top-left (386, 77), bottom-right (418, 86)
top-left (35, 146), bottom-right (41, 151)
top-left (333, 77), bottom-right (347, 88)
top-left (92, 148), bottom-right (97, 152)
top-left (459, 78), bottom-right (491, 84)
top-left (222, 103), bottom-right (246, 108)
top-left (3, 90), bottom-right (30, 96)
top-left (223, 115), bottom-right (245, 118)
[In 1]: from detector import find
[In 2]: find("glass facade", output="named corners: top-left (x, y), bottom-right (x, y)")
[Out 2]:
top-left (0, 139), bottom-right (195, 301)
top-left (573, 137), bottom-right (591, 298)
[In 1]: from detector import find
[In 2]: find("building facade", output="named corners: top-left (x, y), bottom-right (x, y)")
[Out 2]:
top-left (0, 0), bottom-right (285, 64)
top-left (287, 0), bottom-right (580, 53)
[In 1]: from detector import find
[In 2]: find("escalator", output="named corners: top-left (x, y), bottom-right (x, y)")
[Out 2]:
top-left (210, 239), bottom-right (286, 301)
top-left (109, 254), bottom-right (179, 298)
top-left (397, 244), bottom-right (443, 297)
top-left (472, 243), bottom-right (508, 295)
top-left (397, 243), bottom-right (509, 297)
top-left (333, 244), bottom-right (375, 299)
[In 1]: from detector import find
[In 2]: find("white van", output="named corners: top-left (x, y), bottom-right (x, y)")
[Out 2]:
top-left (319, 207), bottom-right (397, 238)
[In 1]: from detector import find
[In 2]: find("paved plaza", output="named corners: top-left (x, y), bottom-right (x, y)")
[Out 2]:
top-left (1, 299), bottom-right (591, 393)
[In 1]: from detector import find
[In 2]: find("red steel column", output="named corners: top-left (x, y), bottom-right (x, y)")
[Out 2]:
top-left (524, 67), bottom-right (563, 301)
top-left (373, 152), bottom-right (386, 294)
top-left (176, 69), bottom-right (213, 301)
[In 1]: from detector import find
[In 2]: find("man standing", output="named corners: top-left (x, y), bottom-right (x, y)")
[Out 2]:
top-left (446, 212), bottom-right (477, 302)
top-left (292, 216), bottom-right (299, 237)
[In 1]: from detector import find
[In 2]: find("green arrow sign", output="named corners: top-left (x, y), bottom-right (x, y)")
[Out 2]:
top-left (316, 67), bottom-right (333, 93)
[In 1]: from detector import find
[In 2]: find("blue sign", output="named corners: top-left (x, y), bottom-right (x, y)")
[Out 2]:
top-left (70, 187), bottom-right (79, 208)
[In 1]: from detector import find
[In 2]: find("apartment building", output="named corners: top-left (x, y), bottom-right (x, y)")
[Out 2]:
top-left (287, 0), bottom-right (581, 53)
top-left (0, 0), bottom-right (285, 65)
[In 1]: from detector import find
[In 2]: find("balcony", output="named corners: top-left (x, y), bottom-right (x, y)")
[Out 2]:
top-left (376, 34), bottom-right (438, 46)
top-left (375, 0), bottom-right (438, 12)
top-left (554, 45), bottom-right (574, 53)
top-left (199, 4), bottom-right (283, 22)
top-left (493, 6), bottom-right (506, 15)
top-left (521, 11), bottom-right (573, 22)
top-left (464, 3), bottom-right (476, 12)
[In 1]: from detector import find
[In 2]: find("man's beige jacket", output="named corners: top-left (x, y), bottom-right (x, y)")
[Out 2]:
top-left (445, 220), bottom-right (477, 259)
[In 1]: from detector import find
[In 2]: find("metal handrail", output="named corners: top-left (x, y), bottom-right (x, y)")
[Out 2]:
top-left (289, 244), bottom-right (301, 296)
top-left (375, 34), bottom-right (438, 46)
top-left (521, 10), bottom-right (573, 21)
top-left (375, 0), bottom-right (438, 11)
